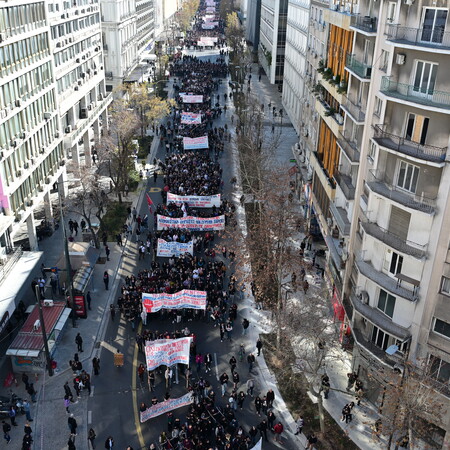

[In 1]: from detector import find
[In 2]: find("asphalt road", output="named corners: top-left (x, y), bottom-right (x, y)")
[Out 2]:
top-left (87, 50), bottom-right (296, 450)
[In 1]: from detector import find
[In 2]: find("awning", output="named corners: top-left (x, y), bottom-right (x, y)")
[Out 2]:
top-left (68, 242), bottom-right (99, 267)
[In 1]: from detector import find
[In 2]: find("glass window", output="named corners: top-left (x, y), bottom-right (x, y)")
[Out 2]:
top-left (441, 276), bottom-right (450, 295)
top-left (377, 289), bottom-right (396, 318)
top-left (434, 318), bottom-right (450, 338)
top-left (396, 161), bottom-right (419, 193)
top-left (430, 355), bottom-right (450, 383)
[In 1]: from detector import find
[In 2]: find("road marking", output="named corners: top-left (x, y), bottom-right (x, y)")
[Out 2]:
top-left (149, 187), bottom-right (161, 192)
top-left (90, 386), bottom-right (94, 397)
top-left (132, 322), bottom-right (145, 449)
top-left (88, 411), bottom-right (92, 424)
top-left (214, 352), bottom-right (219, 381)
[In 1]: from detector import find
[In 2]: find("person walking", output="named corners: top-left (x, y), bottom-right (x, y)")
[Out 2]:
top-left (68, 436), bottom-right (76, 450)
top-left (110, 304), bottom-right (116, 321)
top-left (306, 432), bottom-right (318, 449)
top-left (232, 371), bottom-right (240, 390)
top-left (237, 391), bottom-right (246, 410)
top-left (86, 291), bottom-right (92, 310)
top-left (88, 428), bottom-right (96, 449)
top-left (258, 419), bottom-right (268, 442)
top-left (219, 372), bottom-right (229, 397)
top-left (105, 245), bottom-right (110, 261)
top-left (27, 383), bottom-right (37, 403)
top-left (68, 414), bottom-right (77, 436)
top-left (75, 333), bottom-right (83, 352)
top-left (256, 338), bottom-right (263, 356)
top-left (104, 435), bottom-right (114, 449)
top-left (273, 422), bottom-right (284, 443)
top-left (23, 400), bottom-right (33, 422)
top-left (8, 406), bottom-right (17, 426)
top-left (64, 395), bottom-right (71, 413)
top-left (242, 318), bottom-right (250, 335)
top-left (267, 410), bottom-right (276, 430)
top-left (22, 373), bottom-right (30, 390)
top-left (247, 353), bottom-right (255, 373)
top-left (92, 357), bottom-right (100, 375)
top-left (295, 415), bottom-right (304, 435)
top-left (138, 364), bottom-right (145, 383)
top-left (254, 396), bottom-right (262, 416)
top-left (103, 271), bottom-right (109, 290)
top-left (2, 420), bottom-right (11, 444)
top-left (229, 355), bottom-right (237, 374)
top-left (204, 352), bottom-right (212, 373)
top-left (266, 389), bottom-right (275, 409)
top-left (246, 378), bottom-right (255, 397)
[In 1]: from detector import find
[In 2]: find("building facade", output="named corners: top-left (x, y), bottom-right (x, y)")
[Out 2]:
top-left (258, 0), bottom-right (288, 84)
top-left (286, 0), bottom-right (450, 445)
top-left (49, 0), bottom-right (112, 165)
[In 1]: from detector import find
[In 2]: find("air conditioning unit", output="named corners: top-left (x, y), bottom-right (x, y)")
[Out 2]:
top-left (55, 131), bottom-right (60, 138)
top-left (24, 162), bottom-right (29, 169)
top-left (43, 300), bottom-right (54, 307)
top-left (359, 290), bottom-right (370, 304)
top-left (98, 93), bottom-right (103, 101)
top-left (80, 108), bottom-right (88, 119)
top-left (74, 86), bottom-right (79, 91)
top-left (61, 13), bottom-right (66, 19)
top-left (16, 170), bottom-right (22, 177)
top-left (396, 53), bottom-right (406, 65)
top-left (44, 112), bottom-right (52, 120)
top-left (393, 363), bottom-right (404, 374)
top-left (0, 109), bottom-right (7, 119)
top-left (15, 99), bottom-right (22, 107)
top-left (65, 125), bottom-right (72, 133)
top-left (76, 58), bottom-right (80, 63)
top-left (87, 104), bottom-right (92, 111)
top-left (40, 147), bottom-right (45, 154)
top-left (404, 0), bottom-right (414, 5)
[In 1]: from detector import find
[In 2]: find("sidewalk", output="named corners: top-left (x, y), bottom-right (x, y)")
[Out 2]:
top-left (227, 58), bottom-right (384, 449)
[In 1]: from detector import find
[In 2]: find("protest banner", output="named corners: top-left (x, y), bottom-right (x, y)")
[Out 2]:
top-left (140, 392), bottom-right (194, 423)
top-left (197, 37), bottom-right (218, 47)
top-left (167, 192), bottom-right (221, 208)
top-left (156, 239), bottom-right (194, 257)
top-left (181, 112), bottom-right (202, 124)
top-left (157, 215), bottom-right (225, 231)
top-left (145, 337), bottom-right (192, 370)
top-left (142, 289), bottom-right (207, 313)
top-left (202, 23), bottom-right (217, 29)
top-left (183, 136), bottom-right (209, 150)
top-left (181, 94), bottom-right (203, 103)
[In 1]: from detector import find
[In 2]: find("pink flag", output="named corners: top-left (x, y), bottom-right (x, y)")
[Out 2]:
top-left (146, 193), bottom-right (154, 214)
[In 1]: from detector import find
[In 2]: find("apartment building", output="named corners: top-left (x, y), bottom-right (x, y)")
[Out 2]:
top-left (0, 1), bottom-right (66, 331)
top-left (259, 0), bottom-right (288, 84)
top-left (282, 0), bottom-right (310, 135)
top-left (136, 0), bottom-right (155, 53)
top-left (49, 0), bottom-right (112, 165)
top-left (286, 0), bottom-right (450, 445)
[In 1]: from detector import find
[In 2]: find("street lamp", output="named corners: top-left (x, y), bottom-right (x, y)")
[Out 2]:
top-left (35, 284), bottom-right (54, 376)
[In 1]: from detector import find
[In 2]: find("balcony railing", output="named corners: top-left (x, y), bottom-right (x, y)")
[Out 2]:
top-left (341, 95), bottom-right (366, 123)
top-left (333, 171), bottom-right (355, 200)
top-left (367, 169), bottom-right (437, 214)
top-left (330, 202), bottom-right (351, 235)
top-left (345, 54), bottom-right (372, 79)
top-left (380, 76), bottom-right (450, 111)
top-left (337, 131), bottom-right (360, 163)
top-left (373, 124), bottom-right (447, 163)
top-left (0, 246), bottom-right (23, 285)
top-left (385, 24), bottom-right (450, 50)
top-left (360, 220), bottom-right (427, 259)
top-left (351, 15), bottom-right (377, 33)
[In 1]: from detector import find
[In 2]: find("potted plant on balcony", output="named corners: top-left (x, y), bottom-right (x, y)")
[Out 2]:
top-left (337, 80), bottom-right (348, 94)
top-left (317, 59), bottom-right (325, 74)
top-left (324, 107), bottom-right (336, 117)
top-left (322, 68), bottom-right (333, 81)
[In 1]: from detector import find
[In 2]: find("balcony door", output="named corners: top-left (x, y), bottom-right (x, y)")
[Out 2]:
top-left (405, 113), bottom-right (429, 145)
top-left (412, 61), bottom-right (438, 98)
top-left (421, 8), bottom-right (448, 44)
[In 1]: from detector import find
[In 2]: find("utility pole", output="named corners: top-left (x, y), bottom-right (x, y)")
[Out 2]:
top-left (35, 285), bottom-right (54, 377)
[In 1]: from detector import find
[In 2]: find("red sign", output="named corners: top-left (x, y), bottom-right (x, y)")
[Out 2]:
top-left (74, 295), bottom-right (87, 318)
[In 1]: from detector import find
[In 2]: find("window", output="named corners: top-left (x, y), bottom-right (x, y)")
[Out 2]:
top-left (434, 318), bottom-right (450, 338)
top-left (377, 289), bottom-right (396, 318)
top-left (421, 9), bottom-right (448, 44)
top-left (380, 50), bottom-right (389, 72)
top-left (368, 141), bottom-right (377, 161)
top-left (405, 113), bottom-right (429, 145)
top-left (387, 2), bottom-right (397, 22)
top-left (371, 326), bottom-right (390, 350)
top-left (389, 252), bottom-right (403, 275)
top-left (429, 355), bottom-right (450, 383)
top-left (374, 96), bottom-right (382, 117)
top-left (413, 61), bottom-right (438, 96)
top-left (441, 276), bottom-right (450, 295)
top-left (396, 161), bottom-right (419, 193)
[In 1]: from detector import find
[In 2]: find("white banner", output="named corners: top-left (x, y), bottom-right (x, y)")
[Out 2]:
top-left (140, 392), bottom-right (194, 423)
top-left (167, 192), bottom-right (221, 208)
top-left (181, 94), bottom-right (204, 104)
top-left (202, 23), bottom-right (217, 29)
top-left (157, 215), bottom-right (225, 231)
top-left (197, 37), bottom-right (218, 46)
top-left (156, 239), bottom-right (194, 257)
top-left (181, 112), bottom-right (202, 124)
top-left (145, 337), bottom-right (192, 370)
top-left (142, 289), bottom-right (207, 313)
top-left (251, 438), bottom-right (263, 450)
top-left (183, 136), bottom-right (209, 149)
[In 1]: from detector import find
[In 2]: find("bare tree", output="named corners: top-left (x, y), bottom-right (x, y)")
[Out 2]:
top-left (224, 11), bottom-right (245, 65)
top-left (96, 100), bottom-right (140, 203)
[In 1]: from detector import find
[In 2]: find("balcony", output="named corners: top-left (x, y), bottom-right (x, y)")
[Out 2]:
top-left (333, 171), bottom-right (355, 200)
top-left (373, 124), bottom-right (447, 164)
top-left (345, 54), bottom-right (372, 80)
top-left (330, 202), bottom-right (351, 235)
top-left (352, 327), bottom-right (397, 368)
top-left (356, 259), bottom-right (419, 302)
top-left (350, 15), bottom-right (377, 34)
top-left (385, 24), bottom-right (450, 52)
top-left (361, 220), bottom-right (427, 259)
top-left (380, 77), bottom-right (450, 112)
top-left (341, 95), bottom-right (365, 124)
top-left (337, 131), bottom-right (361, 163)
top-left (367, 170), bottom-right (437, 215)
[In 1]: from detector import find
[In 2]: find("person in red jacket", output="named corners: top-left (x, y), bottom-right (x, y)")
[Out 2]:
top-left (273, 422), bottom-right (284, 443)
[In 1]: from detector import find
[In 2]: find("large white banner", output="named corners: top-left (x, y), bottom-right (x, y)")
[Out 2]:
top-left (157, 239), bottom-right (194, 257)
top-left (157, 214), bottom-right (225, 231)
top-left (142, 289), bottom-right (207, 313)
top-left (181, 112), bottom-right (202, 124)
top-left (145, 337), bottom-right (192, 370)
top-left (183, 136), bottom-right (209, 150)
top-left (181, 94), bottom-right (204, 104)
top-left (140, 392), bottom-right (194, 423)
top-left (167, 192), bottom-right (221, 208)
top-left (202, 23), bottom-right (217, 29)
